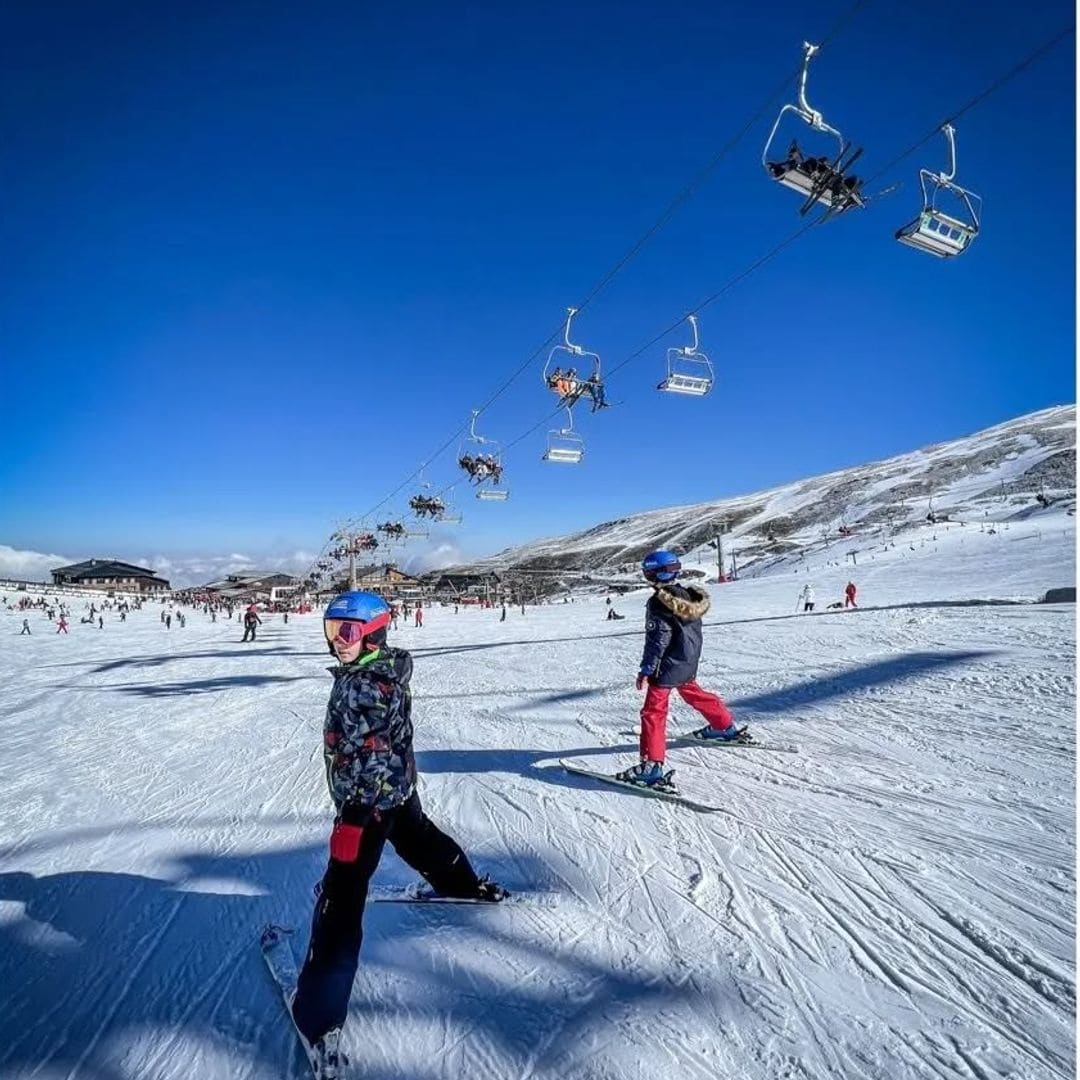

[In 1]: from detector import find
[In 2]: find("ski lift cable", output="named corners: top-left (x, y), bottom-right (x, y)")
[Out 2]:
top-left (303, 20), bottom-right (1070, 586)
top-left (603, 21), bottom-right (1075, 387)
top-left (343, 0), bottom-right (876, 529)
top-left (862, 23), bottom-right (1075, 191)
top-left (449, 22), bottom-right (1078, 490)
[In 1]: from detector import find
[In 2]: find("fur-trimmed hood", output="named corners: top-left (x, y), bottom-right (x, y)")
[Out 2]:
top-left (653, 584), bottom-right (710, 622)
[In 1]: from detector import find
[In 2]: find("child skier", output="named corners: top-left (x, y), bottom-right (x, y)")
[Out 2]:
top-left (619, 550), bottom-right (749, 791)
top-left (290, 591), bottom-right (507, 1075)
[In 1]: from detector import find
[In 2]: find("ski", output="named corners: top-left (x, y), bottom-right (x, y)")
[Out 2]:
top-left (259, 924), bottom-right (338, 1079)
top-left (370, 883), bottom-right (555, 907)
top-left (560, 759), bottom-right (723, 813)
top-left (619, 730), bottom-right (799, 753)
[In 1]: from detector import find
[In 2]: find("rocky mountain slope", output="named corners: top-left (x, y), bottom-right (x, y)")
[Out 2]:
top-left (445, 404), bottom-right (1075, 582)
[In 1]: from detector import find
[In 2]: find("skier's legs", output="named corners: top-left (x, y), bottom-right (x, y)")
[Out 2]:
top-left (676, 680), bottom-right (734, 732)
top-left (293, 819), bottom-right (389, 1044)
top-left (387, 792), bottom-right (482, 898)
top-left (640, 684), bottom-right (673, 761)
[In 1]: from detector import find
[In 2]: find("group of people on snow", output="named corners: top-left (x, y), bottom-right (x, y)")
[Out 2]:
top-left (797, 580), bottom-right (858, 613)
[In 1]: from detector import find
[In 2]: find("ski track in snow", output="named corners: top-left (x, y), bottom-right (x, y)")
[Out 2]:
top-left (0, 519), bottom-right (1074, 1079)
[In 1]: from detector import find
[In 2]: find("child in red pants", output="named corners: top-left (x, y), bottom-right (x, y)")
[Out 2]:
top-left (618, 550), bottom-right (750, 791)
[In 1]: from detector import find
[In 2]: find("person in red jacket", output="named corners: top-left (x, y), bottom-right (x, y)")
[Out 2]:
top-left (414, 604), bottom-right (423, 628)
top-left (844, 581), bottom-right (858, 608)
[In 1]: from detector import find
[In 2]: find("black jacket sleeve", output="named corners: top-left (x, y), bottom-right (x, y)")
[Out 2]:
top-left (638, 597), bottom-right (673, 677)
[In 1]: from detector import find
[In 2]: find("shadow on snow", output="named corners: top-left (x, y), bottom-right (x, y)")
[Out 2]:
top-left (0, 838), bottom-right (722, 1079)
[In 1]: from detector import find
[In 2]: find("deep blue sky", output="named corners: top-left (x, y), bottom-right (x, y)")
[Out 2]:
top-left (1, 0), bottom-right (1074, 570)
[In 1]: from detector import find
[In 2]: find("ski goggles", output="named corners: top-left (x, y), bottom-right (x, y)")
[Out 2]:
top-left (643, 560), bottom-right (681, 582)
top-left (323, 611), bottom-right (390, 645)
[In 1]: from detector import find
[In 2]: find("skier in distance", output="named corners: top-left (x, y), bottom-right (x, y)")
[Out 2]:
top-left (290, 591), bottom-right (507, 1074)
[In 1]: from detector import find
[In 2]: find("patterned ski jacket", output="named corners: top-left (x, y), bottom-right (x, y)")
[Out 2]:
top-left (639, 583), bottom-right (711, 688)
top-left (322, 647), bottom-right (417, 813)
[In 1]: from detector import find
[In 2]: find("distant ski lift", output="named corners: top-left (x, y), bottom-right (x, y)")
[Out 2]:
top-left (542, 307), bottom-right (602, 408)
top-left (543, 407), bottom-right (585, 464)
top-left (658, 315), bottom-right (713, 396)
top-left (895, 124), bottom-right (981, 258)
top-left (476, 489), bottom-right (510, 501)
top-left (763, 42), bottom-right (865, 217)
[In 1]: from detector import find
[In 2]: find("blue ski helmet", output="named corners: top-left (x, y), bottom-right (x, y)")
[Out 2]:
top-left (323, 591), bottom-right (391, 653)
top-left (641, 549), bottom-right (681, 583)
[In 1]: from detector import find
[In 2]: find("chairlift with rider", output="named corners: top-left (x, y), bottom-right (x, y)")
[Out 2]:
top-left (763, 42), bottom-right (865, 218)
top-left (542, 308), bottom-right (605, 410)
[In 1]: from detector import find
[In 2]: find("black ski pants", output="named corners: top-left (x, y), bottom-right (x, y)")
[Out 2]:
top-left (242, 624), bottom-right (256, 642)
top-left (292, 791), bottom-right (481, 1043)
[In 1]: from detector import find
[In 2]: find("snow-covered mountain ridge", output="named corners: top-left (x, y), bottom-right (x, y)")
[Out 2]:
top-left (452, 404), bottom-right (1075, 579)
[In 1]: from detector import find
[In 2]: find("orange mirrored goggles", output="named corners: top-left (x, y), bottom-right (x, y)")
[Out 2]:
top-left (323, 611), bottom-right (390, 645)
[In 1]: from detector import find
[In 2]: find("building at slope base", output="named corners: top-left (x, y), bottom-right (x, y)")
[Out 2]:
top-left (51, 559), bottom-right (171, 594)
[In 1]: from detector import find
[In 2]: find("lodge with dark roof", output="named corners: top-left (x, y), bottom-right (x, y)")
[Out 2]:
top-left (51, 559), bottom-right (171, 593)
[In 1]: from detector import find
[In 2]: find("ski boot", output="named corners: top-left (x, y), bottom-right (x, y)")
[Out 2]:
top-left (474, 876), bottom-right (511, 903)
top-left (309, 1028), bottom-right (346, 1079)
top-left (689, 723), bottom-right (752, 744)
top-left (615, 759), bottom-right (678, 792)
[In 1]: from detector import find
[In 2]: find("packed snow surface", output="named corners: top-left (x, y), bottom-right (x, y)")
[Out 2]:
top-left (0, 513), bottom-right (1075, 1079)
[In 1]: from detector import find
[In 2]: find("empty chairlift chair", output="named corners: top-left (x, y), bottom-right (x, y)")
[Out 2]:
top-left (895, 124), bottom-right (981, 258)
top-left (658, 314), bottom-right (714, 396)
top-left (543, 408), bottom-right (585, 464)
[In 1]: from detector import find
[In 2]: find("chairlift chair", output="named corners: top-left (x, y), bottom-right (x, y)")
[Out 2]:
top-left (895, 124), bottom-right (980, 258)
top-left (543, 408), bottom-right (585, 464)
top-left (542, 308), bottom-right (602, 406)
top-left (763, 42), bottom-right (865, 217)
top-left (459, 410), bottom-right (511, 498)
top-left (658, 315), bottom-right (714, 396)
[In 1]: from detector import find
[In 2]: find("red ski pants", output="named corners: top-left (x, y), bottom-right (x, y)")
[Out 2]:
top-left (640, 680), bottom-right (733, 762)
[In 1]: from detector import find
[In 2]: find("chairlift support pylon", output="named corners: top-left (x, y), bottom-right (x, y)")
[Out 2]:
top-left (763, 42), bottom-right (865, 217)
top-left (543, 406), bottom-right (585, 464)
top-left (658, 315), bottom-right (714, 396)
top-left (542, 308), bottom-right (602, 406)
top-left (895, 124), bottom-right (981, 258)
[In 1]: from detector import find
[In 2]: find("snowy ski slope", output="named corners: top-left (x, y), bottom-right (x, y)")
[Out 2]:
top-left (460, 404), bottom-right (1075, 577)
top-left (0, 511), bottom-right (1074, 1079)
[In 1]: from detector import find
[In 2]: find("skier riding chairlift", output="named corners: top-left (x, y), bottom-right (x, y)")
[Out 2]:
top-left (459, 409), bottom-right (511, 499)
top-left (895, 123), bottom-right (981, 258)
top-left (762, 42), bottom-right (865, 218)
top-left (543, 308), bottom-right (602, 409)
top-left (658, 314), bottom-right (714, 396)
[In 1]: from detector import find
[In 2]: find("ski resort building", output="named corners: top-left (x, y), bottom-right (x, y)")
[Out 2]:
top-left (203, 572), bottom-right (299, 602)
top-left (349, 565), bottom-right (424, 599)
top-left (50, 559), bottom-right (171, 594)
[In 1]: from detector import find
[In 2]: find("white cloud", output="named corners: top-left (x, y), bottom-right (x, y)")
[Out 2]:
top-left (0, 543), bottom-right (326, 590)
top-left (403, 541), bottom-right (468, 574)
top-left (0, 543), bottom-right (74, 581)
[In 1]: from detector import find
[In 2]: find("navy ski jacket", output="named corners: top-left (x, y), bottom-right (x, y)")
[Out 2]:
top-left (638, 583), bottom-right (711, 688)
top-left (322, 646), bottom-right (417, 813)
